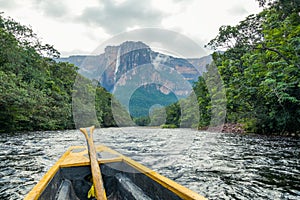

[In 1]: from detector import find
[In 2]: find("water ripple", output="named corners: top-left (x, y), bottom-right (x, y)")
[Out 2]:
top-left (0, 128), bottom-right (299, 199)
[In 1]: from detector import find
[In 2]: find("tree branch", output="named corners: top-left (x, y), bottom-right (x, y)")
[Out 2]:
top-left (254, 45), bottom-right (300, 69)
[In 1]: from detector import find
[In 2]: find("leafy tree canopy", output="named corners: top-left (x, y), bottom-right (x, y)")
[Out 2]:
top-left (204, 0), bottom-right (300, 134)
top-left (0, 14), bottom-right (120, 132)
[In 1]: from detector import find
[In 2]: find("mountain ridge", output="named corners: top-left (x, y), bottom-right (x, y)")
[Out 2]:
top-left (57, 41), bottom-right (212, 117)
top-left (57, 41), bottom-right (212, 93)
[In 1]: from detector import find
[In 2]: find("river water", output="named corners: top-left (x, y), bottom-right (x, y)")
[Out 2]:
top-left (0, 127), bottom-right (299, 199)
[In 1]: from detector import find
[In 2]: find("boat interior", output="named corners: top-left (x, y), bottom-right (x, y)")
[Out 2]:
top-left (39, 161), bottom-right (184, 200)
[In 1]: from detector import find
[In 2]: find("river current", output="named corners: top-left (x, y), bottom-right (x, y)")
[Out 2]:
top-left (0, 127), bottom-right (299, 199)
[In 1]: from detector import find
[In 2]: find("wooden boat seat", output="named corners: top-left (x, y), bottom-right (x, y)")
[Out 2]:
top-left (115, 173), bottom-right (151, 200)
top-left (56, 179), bottom-right (79, 200)
top-left (55, 173), bottom-right (153, 200)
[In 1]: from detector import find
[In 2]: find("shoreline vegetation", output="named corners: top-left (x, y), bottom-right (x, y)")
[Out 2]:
top-left (199, 123), bottom-right (245, 134)
top-left (1, 0), bottom-right (299, 135)
top-left (0, 14), bottom-right (122, 133)
top-left (142, 0), bottom-right (300, 136)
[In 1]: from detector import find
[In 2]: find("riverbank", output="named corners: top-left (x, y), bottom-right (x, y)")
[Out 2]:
top-left (199, 123), bottom-right (300, 137)
top-left (198, 123), bottom-right (245, 134)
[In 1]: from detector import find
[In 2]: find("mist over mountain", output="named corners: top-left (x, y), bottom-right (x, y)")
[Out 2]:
top-left (57, 41), bottom-right (212, 117)
top-left (58, 41), bottom-right (211, 91)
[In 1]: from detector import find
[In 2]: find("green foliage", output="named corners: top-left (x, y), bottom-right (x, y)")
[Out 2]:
top-left (206, 0), bottom-right (300, 134)
top-left (133, 116), bottom-right (151, 126)
top-left (149, 106), bottom-right (166, 126)
top-left (0, 21), bottom-right (77, 132)
top-left (150, 63), bottom-right (226, 129)
top-left (161, 124), bottom-right (177, 129)
top-left (193, 76), bottom-right (212, 128)
top-left (165, 102), bottom-right (181, 127)
top-left (72, 76), bottom-right (100, 128)
top-left (95, 86), bottom-right (119, 127)
top-left (0, 14), bottom-right (121, 132)
top-left (128, 84), bottom-right (178, 118)
top-left (179, 96), bottom-right (199, 128)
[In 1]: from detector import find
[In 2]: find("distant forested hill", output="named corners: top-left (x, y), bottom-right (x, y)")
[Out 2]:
top-left (57, 42), bottom-right (212, 121)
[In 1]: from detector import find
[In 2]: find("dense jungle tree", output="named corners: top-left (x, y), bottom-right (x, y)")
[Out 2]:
top-left (205, 0), bottom-right (300, 134)
top-left (0, 14), bottom-right (119, 132)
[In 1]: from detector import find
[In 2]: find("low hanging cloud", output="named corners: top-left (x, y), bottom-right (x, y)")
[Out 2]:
top-left (78, 0), bottom-right (166, 34)
top-left (0, 0), bottom-right (20, 10)
top-left (33, 0), bottom-right (68, 18)
top-left (227, 4), bottom-right (248, 16)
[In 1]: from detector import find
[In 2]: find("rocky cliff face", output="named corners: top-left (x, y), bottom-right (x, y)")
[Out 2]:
top-left (102, 41), bottom-right (152, 91)
top-left (57, 41), bottom-right (212, 117)
top-left (58, 41), bottom-right (211, 95)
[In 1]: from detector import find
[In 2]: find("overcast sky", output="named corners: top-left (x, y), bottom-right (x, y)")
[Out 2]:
top-left (0, 0), bottom-right (261, 57)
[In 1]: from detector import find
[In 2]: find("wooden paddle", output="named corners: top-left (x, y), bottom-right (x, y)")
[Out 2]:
top-left (80, 126), bottom-right (107, 200)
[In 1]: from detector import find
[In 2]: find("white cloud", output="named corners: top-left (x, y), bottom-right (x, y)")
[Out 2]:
top-left (32, 0), bottom-right (68, 18)
top-left (78, 0), bottom-right (165, 34)
top-left (159, 0), bottom-right (261, 50)
top-left (0, 0), bottom-right (261, 57)
top-left (0, 0), bottom-right (18, 9)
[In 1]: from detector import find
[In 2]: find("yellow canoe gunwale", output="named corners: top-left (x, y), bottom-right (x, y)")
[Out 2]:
top-left (25, 146), bottom-right (207, 200)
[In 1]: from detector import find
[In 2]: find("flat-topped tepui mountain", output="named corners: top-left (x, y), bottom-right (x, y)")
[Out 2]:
top-left (57, 41), bottom-right (212, 117)
top-left (57, 41), bottom-right (212, 93)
